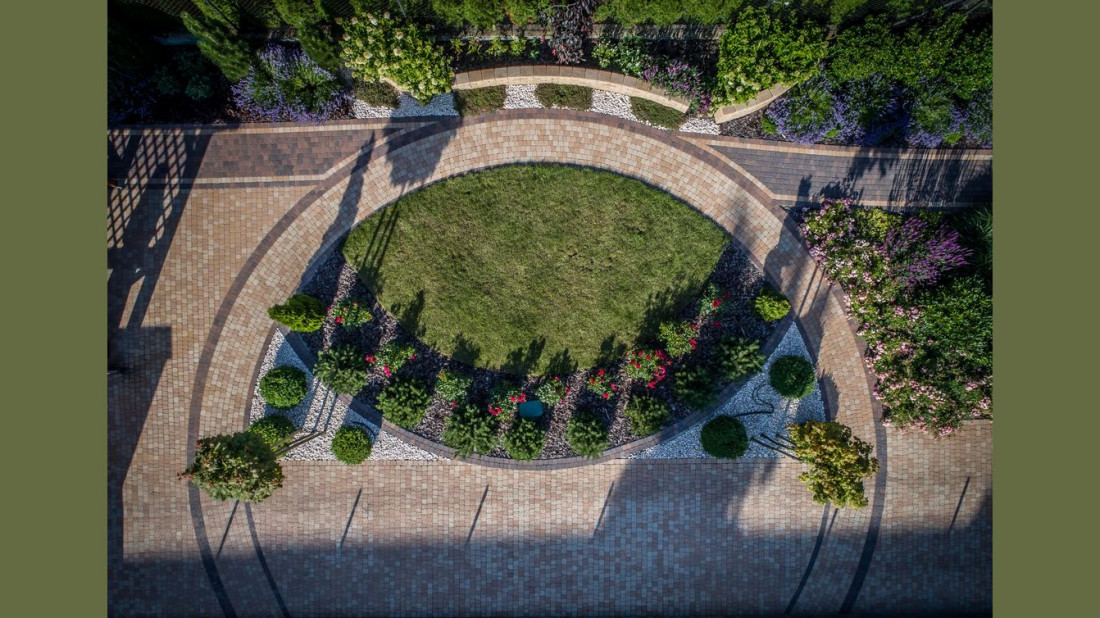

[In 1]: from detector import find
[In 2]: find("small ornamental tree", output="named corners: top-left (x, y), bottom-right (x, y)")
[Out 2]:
top-left (786, 421), bottom-right (879, 509)
top-left (314, 345), bottom-right (370, 395)
top-left (714, 7), bottom-right (827, 105)
top-left (700, 415), bottom-right (749, 459)
top-left (180, 9), bottom-right (253, 82)
top-left (180, 432), bottom-right (284, 503)
top-left (442, 404), bottom-right (500, 457)
top-left (338, 12), bottom-right (453, 104)
top-left (268, 294), bottom-right (326, 332)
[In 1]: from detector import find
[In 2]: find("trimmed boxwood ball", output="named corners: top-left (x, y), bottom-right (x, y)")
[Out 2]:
top-left (248, 415), bottom-right (295, 449)
top-left (331, 426), bottom-right (373, 464)
top-left (259, 365), bottom-right (308, 408)
top-left (624, 395), bottom-right (671, 437)
top-left (700, 416), bottom-right (749, 459)
top-left (754, 285), bottom-right (791, 322)
top-left (376, 376), bottom-right (432, 429)
top-left (566, 411), bottom-right (608, 458)
top-left (770, 355), bottom-right (816, 399)
top-left (268, 293), bottom-right (326, 332)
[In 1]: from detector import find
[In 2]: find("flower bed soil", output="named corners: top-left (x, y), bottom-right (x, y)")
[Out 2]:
top-left (298, 237), bottom-right (774, 460)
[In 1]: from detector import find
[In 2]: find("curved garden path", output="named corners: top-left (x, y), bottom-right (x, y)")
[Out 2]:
top-left (108, 112), bottom-right (992, 616)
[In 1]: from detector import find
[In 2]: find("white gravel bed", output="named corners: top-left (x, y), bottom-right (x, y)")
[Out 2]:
top-left (590, 90), bottom-right (639, 122)
top-left (353, 92), bottom-right (458, 119)
top-left (626, 323), bottom-right (826, 460)
top-left (503, 84), bottom-right (541, 109)
top-left (250, 330), bottom-right (442, 461)
top-left (678, 116), bottom-right (721, 135)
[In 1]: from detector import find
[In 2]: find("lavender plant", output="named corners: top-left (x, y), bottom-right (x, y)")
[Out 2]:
top-left (882, 217), bottom-right (970, 289)
top-left (231, 44), bottom-right (349, 122)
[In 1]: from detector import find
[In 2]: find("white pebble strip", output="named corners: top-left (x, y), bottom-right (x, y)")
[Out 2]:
top-left (503, 84), bottom-right (541, 109)
top-left (626, 323), bottom-right (826, 459)
top-left (251, 331), bottom-right (445, 461)
top-left (353, 92), bottom-right (458, 119)
top-left (590, 90), bottom-right (638, 122)
top-left (678, 116), bottom-right (721, 135)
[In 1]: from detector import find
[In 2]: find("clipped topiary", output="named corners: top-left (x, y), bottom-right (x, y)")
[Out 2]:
top-left (376, 376), bottom-right (432, 429)
top-left (331, 425), bottom-right (373, 464)
top-left (259, 365), bottom-right (308, 408)
top-left (566, 411), bottom-right (608, 458)
top-left (624, 395), bottom-right (671, 437)
top-left (179, 432), bottom-right (284, 503)
top-left (442, 403), bottom-right (500, 457)
top-left (700, 415), bottom-right (749, 459)
top-left (248, 415), bottom-right (296, 449)
top-left (502, 417), bottom-right (545, 460)
top-left (313, 345), bottom-right (370, 395)
top-left (268, 293), bottom-right (326, 332)
top-left (769, 355), bottom-right (816, 399)
top-left (674, 364), bottom-right (718, 411)
top-left (716, 336), bottom-right (766, 382)
top-left (754, 285), bottom-right (791, 322)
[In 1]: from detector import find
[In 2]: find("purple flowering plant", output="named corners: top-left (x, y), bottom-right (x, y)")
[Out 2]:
top-left (232, 44), bottom-right (349, 123)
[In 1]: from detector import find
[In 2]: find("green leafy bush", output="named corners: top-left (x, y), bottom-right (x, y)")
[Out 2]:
top-left (314, 345), bottom-right (370, 395)
top-left (659, 321), bottom-right (697, 358)
top-left (788, 420), bottom-right (878, 508)
top-left (593, 35), bottom-right (651, 75)
top-left (769, 355), bottom-right (815, 399)
top-left (435, 369), bottom-right (474, 406)
top-left (432, 0), bottom-right (506, 29)
top-left (454, 86), bottom-right (507, 116)
top-left (273, 0), bottom-right (341, 71)
top-left (248, 415), bottom-right (296, 449)
top-left (631, 97), bottom-right (686, 129)
top-left (535, 84), bottom-right (593, 109)
top-left (376, 376), bottom-right (432, 429)
top-left (674, 364), bottom-right (718, 411)
top-left (714, 7), bottom-right (827, 105)
top-left (754, 285), bottom-right (790, 322)
top-left (331, 425), bottom-right (373, 464)
top-left (181, 10), bottom-right (253, 82)
top-left (259, 365), bottom-right (309, 408)
top-left (595, 0), bottom-right (684, 27)
top-left (232, 44), bottom-right (348, 122)
top-left (535, 376), bottom-right (568, 408)
top-left (153, 50), bottom-right (216, 101)
top-left (339, 12), bottom-right (453, 104)
top-left (958, 205), bottom-right (992, 285)
top-left (366, 343), bottom-right (417, 377)
top-left (624, 349), bottom-right (670, 388)
top-left (355, 79), bottom-right (401, 107)
top-left (268, 294), bottom-right (326, 332)
top-left (443, 404), bottom-right (500, 457)
top-left (586, 369), bottom-right (618, 401)
top-left (502, 417), bottom-right (545, 460)
top-left (624, 395), bottom-right (671, 437)
top-left (180, 432), bottom-right (283, 503)
top-left (329, 298), bottom-right (372, 329)
top-left (700, 415), bottom-right (749, 459)
top-left (715, 336), bottom-right (765, 382)
top-left (487, 381), bottom-right (525, 417)
top-left (566, 411), bottom-right (608, 458)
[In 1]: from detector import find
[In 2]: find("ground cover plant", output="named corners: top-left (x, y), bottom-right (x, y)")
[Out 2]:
top-left (232, 44), bottom-right (350, 122)
top-left (630, 97), bottom-right (686, 129)
top-left (801, 200), bottom-right (992, 435)
top-left (342, 165), bottom-right (728, 373)
top-left (454, 86), bottom-right (507, 116)
top-left (534, 84), bottom-right (593, 109)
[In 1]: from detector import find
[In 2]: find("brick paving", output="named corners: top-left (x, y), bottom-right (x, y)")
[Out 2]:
top-left (108, 111), bottom-right (992, 616)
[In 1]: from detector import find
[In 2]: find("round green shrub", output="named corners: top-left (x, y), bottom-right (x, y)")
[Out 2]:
top-left (674, 364), bottom-right (718, 411)
top-left (502, 417), bottom-right (545, 461)
top-left (248, 415), bottom-right (296, 449)
top-left (769, 355), bottom-right (816, 399)
top-left (700, 416), bottom-right (749, 459)
top-left (331, 426), bottom-right (373, 464)
top-left (376, 376), bottom-right (432, 429)
top-left (566, 411), bottom-right (608, 459)
top-left (754, 286), bottom-right (790, 322)
top-left (716, 336), bottom-right (766, 382)
top-left (313, 345), bottom-right (370, 395)
top-left (268, 294), bottom-right (326, 332)
top-left (442, 404), bottom-right (500, 457)
top-left (624, 396), bottom-right (671, 437)
top-left (259, 365), bottom-right (308, 409)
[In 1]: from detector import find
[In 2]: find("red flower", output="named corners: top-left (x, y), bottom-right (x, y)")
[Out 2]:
top-left (723, 290), bottom-right (730, 299)
top-left (554, 376), bottom-right (560, 382)
top-left (410, 354), bottom-right (416, 360)
top-left (365, 354), bottom-right (375, 363)
top-left (647, 381), bottom-right (657, 389)
top-left (691, 323), bottom-right (698, 330)
top-left (713, 321), bottom-right (721, 328)
top-left (566, 387), bottom-right (572, 394)
top-left (327, 306), bottom-right (333, 311)
top-left (645, 354), bottom-right (652, 360)
top-left (611, 384), bottom-right (617, 391)
top-left (597, 369), bottom-right (605, 376)
top-left (712, 299), bottom-right (722, 308)
top-left (689, 338), bottom-right (697, 349)
top-left (602, 393), bottom-right (609, 399)
top-left (335, 317), bottom-right (343, 323)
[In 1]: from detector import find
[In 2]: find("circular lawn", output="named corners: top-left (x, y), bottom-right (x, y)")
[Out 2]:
top-left (341, 164), bottom-right (729, 373)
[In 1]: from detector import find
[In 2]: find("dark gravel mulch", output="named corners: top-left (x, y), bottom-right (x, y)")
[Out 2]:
top-left (297, 236), bottom-right (775, 460)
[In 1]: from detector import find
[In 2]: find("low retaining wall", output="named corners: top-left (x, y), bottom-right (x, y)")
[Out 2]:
top-left (453, 65), bottom-right (692, 113)
top-left (713, 84), bottom-right (791, 123)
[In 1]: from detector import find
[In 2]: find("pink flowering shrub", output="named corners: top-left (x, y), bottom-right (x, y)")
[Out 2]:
top-left (624, 349), bottom-right (670, 389)
top-left (329, 298), bottom-right (372, 330)
top-left (535, 376), bottom-right (568, 409)
top-left (801, 200), bottom-right (992, 436)
top-left (586, 368), bottom-right (618, 400)
top-left (658, 321), bottom-right (697, 358)
top-left (366, 343), bottom-right (416, 377)
top-left (488, 382), bottom-right (525, 417)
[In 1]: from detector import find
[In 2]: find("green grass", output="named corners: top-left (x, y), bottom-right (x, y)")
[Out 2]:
top-left (454, 86), bottom-right (506, 116)
top-left (534, 84), bottom-right (593, 109)
top-left (342, 165), bottom-right (728, 374)
top-left (630, 97), bottom-right (686, 129)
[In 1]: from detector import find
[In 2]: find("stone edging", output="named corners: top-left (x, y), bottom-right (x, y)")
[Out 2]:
top-left (453, 65), bottom-right (692, 113)
top-left (277, 311), bottom-right (795, 470)
top-left (713, 84), bottom-right (791, 124)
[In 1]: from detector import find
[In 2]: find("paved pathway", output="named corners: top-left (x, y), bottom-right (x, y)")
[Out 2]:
top-left (108, 112), bottom-right (992, 616)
